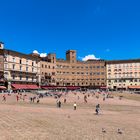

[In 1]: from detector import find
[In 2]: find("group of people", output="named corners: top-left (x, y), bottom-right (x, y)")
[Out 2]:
top-left (56, 99), bottom-right (77, 110)
top-left (1, 89), bottom-right (107, 114)
top-left (53, 90), bottom-right (105, 114)
top-left (29, 96), bottom-right (40, 103)
top-left (1, 92), bottom-right (40, 104)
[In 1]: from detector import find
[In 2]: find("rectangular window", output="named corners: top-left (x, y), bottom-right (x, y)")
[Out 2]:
top-left (13, 58), bottom-right (15, 62)
top-left (4, 64), bottom-right (7, 69)
top-left (20, 59), bottom-right (22, 64)
top-left (26, 60), bottom-right (28, 64)
top-left (13, 75), bottom-right (15, 79)
top-left (52, 72), bottom-right (55, 75)
top-left (20, 76), bottom-right (22, 80)
top-left (13, 64), bottom-right (15, 69)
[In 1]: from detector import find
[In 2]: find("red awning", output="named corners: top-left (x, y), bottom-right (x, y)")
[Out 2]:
top-left (12, 84), bottom-right (26, 89)
top-left (41, 86), bottom-right (55, 90)
top-left (41, 86), bottom-right (65, 90)
top-left (56, 86), bottom-right (67, 89)
top-left (12, 84), bottom-right (39, 90)
top-left (0, 86), bottom-right (6, 90)
top-left (26, 84), bottom-right (39, 89)
top-left (67, 86), bottom-right (80, 90)
top-left (100, 86), bottom-right (107, 89)
top-left (128, 86), bottom-right (140, 89)
top-left (42, 87), bottom-right (48, 89)
top-left (41, 86), bottom-right (80, 90)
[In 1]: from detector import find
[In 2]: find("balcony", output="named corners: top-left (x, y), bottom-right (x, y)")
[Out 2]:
top-left (11, 79), bottom-right (37, 83)
top-left (10, 69), bottom-right (37, 74)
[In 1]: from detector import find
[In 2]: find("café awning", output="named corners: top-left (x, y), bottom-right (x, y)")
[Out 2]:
top-left (26, 84), bottom-right (39, 89)
top-left (0, 86), bottom-right (6, 90)
top-left (128, 86), bottom-right (140, 89)
top-left (67, 86), bottom-right (80, 90)
top-left (12, 84), bottom-right (39, 90)
top-left (100, 86), bottom-right (107, 89)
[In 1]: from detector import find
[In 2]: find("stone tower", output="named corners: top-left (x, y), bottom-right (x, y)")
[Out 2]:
top-left (47, 53), bottom-right (56, 63)
top-left (66, 50), bottom-right (76, 63)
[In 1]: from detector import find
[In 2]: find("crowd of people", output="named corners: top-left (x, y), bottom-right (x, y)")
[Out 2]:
top-left (48, 89), bottom-right (112, 114)
top-left (1, 92), bottom-right (41, 104)
top-left (0, 89), bottom-right (114, 115)
top-left (0, 89), bottom-right (126, 137)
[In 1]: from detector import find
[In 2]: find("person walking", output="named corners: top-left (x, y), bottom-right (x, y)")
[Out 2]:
top-left (73, 102), bottom-right (77, 110)
top-left (16, 95), bottom-right (19, 102)
top-left (95, 104), bottom-right (100, 115)
top-left (58, 100), bottom-right (61, 108)
top-left (64, 98), bottom-right (66, 103)
top-left (37, 97), bottom-right (40, 103)
top-left (84, 95), bottom-right (87, 103)
top-left (2, 95), bottom-right (6, 102)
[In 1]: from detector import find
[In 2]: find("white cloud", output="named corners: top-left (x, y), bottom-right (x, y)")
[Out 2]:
top-left (82, 54), bottom-right (100, 61)
top-left (33, 50), bottom-right (39, 54)
top-left (40, 53), bottom-right (47, 57)
top-left (32, 50), bottom-right (47, 57)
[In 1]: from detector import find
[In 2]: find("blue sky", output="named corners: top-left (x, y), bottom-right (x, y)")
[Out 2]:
top-left (0, 0), bottom-right (140, 60)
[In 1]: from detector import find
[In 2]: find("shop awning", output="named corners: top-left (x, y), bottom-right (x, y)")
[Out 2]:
top-left (12, 84), bottom-right (26, 89)
top-left (56, 86), bottom-right (67, 89)
top-left (67, 86), bottom-right (80, 90)
top-left (41, 86), bottom-right (55, 90)
top-left (12, 84), bottom-right (39, 90)
top-left (41, 86), bottom-right (80, 90)
top-left (26, 84), bottom-right (39, 89)
top-left (128, 86), bottom-right (140, 89)
top-left (42, 87), bottom-right (49, 89)
top-left (100, 86), bottom-right (107, 89)
top-left (0, 86), bottom-right (6, 90)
